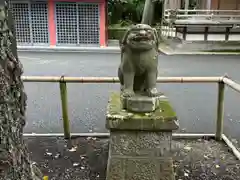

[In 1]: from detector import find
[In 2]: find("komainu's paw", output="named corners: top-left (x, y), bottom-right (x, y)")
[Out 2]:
top-left (122, 89), bottom-right (135, 98)
top-left (147, 88), bottom-right (158, 97)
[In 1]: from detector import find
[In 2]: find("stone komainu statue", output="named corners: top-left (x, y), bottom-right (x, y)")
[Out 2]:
top-left (118, 24), bottom-right (160, 98)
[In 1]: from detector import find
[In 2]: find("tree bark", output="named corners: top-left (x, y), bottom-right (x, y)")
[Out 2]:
top-left (0, 1), bottom-right (43, 180)
top-left (141, 0), bottom-right (155, 25)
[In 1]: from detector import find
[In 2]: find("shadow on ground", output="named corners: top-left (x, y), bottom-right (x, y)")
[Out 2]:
top-left (25, 136), bottom-right (240, 180)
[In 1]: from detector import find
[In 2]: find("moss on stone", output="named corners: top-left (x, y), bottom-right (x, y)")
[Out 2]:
top-left (106, 92), bottom-right (179, 131)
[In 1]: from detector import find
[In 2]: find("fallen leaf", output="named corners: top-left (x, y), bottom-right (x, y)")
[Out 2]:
top-left (185, 169), bottom-right (190, 173)
top-left (181, 128), bottom-right (186, 132)
top-left (80, 156), bottom-right (85, 159)
top-left (73, 162), bottom-right (80, 167)
top-left (204, 155), bottom-right (209, 159)
top-left (46, 152), bottom-right (52, 156)
top-left (68, 146), bottom-right (77, 152)
top-left (184, 146), bottom-right (192, 151)
top-left (54, 153), bottom-right (61, 159)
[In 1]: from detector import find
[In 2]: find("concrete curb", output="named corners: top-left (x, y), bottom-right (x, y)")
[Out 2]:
top-left (158, 45), bottom-right (173, 55)
top-left (158, 46), bottom-right (240, 55)
top-left (17, 46), bottom-right (121, 53)
top-left (162, 51), bottom-right (240, 55)
top-left (170, 52), bottom-right (240, 55)
top-left (17, 46), bottom-right (240, 55)
top-left (17, 46), bottom-right (168, 55)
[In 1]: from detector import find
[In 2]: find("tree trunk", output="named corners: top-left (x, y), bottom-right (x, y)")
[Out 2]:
top-left (141, 0), bottom-right (155, 25)
top-left (0, 1), bottom-right (43, 180)
top-left (185, 0), bottom-right (189, 14)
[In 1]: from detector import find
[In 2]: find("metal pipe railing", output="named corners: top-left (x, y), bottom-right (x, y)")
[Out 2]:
top-left (21, 76), bottom-right (222, 83)
top-left (59, 80), bottom-right (70, 139)
top-left (223, 77), bottom-right (240, 93)
top-left (165, 9), bottom-right (240, 13)
top-left (216, 82), bottom-right (225, 141)
top-left (20, 75), bottom-right (234, 141)
top-left (164, 14), bottom-right (240, 18)
top-left (222, 134), bottom-right (240, 160)
top-left (164, 9), bottom-right (240, 23)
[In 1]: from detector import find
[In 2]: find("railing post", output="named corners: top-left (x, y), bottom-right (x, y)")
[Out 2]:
top-left (216, 81), bottom-right (225, 141)
top-left (59, 77), bottom-right (71, 139)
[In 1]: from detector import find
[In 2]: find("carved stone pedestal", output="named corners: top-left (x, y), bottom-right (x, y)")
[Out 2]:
top-left (106, 93), bottom-right (179, 180)
top-left (121, 94), bottom-right (164, 113)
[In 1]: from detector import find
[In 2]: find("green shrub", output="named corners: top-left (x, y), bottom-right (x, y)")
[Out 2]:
top-left (108, 26), bottom-right (162, 40)
top-left (107, 0), bottom-right (163, 26)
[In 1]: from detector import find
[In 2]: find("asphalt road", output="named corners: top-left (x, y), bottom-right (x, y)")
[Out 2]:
top-left (19, 52), bottom-right (240, 142)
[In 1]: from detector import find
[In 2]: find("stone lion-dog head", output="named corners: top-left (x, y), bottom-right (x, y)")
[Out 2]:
top-left (119, 24), bottom-right (159, 51)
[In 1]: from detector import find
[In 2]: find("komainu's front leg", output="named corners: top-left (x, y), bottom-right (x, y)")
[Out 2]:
top-left (122, 72), bottom-right (135, 97)
top-left (146, 71), bottom-right (158, 97)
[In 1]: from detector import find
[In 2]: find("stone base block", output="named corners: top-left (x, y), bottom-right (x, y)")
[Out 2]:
top-left (106, 131), bottom-right (175, 180)
top-left (106, 156), bottom-right (175, 180)
top-left (106, 92), bottom-right (179, 131)
top-left (109, 131), bottom-right (172, 156)
top-left (121, 94), bottom-right (161, 113)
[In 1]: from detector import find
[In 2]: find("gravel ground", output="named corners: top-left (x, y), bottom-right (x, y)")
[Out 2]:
top-left (24, 136), bottom-right (240, 180)
top-left (172, 137), bottom-right (240, 180)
